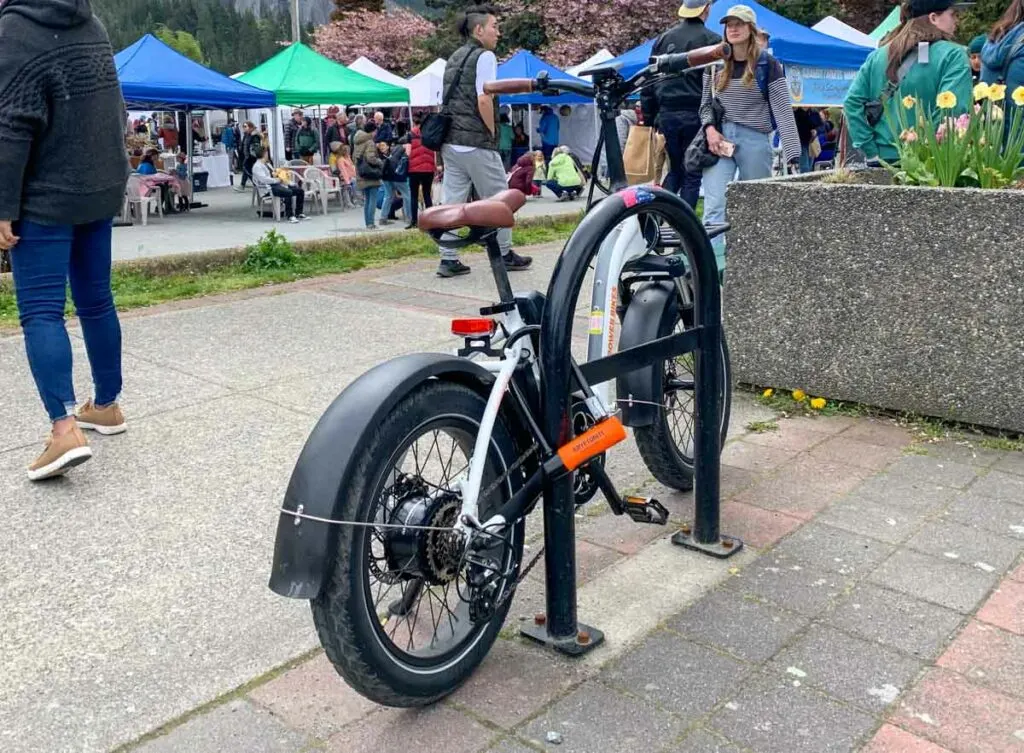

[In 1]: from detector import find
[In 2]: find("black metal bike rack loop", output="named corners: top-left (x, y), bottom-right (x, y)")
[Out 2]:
top-left (521, 187), bottom-right (741, 656)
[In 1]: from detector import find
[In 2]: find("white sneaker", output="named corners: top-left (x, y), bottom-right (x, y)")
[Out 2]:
top-left (297, 214), bottom-right (309, 221)
top-left (288, 216), bottom-right (300, 224)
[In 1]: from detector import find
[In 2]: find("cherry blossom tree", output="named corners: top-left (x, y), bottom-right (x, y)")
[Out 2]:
top-left (314, 7), bottom-right (435, 75)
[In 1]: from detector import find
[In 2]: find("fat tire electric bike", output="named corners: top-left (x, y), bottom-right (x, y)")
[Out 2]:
top-left (270, 44), bottom-right (735, 707)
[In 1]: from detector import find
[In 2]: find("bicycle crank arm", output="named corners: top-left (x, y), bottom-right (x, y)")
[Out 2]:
top-left (472, 417), bottom-right (628, 541)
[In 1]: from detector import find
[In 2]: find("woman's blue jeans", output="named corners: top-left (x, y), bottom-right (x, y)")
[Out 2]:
top-left (9, 219), bottom-right (122, 423)
top-left (362, 186), bottom-right (379, 227)
top-left (701, 121), bottom-right (773, 273)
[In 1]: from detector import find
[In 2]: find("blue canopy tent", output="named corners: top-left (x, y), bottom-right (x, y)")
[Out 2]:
top-left (115, 34), bottom-right (276, 110)
top-left (603, 0), bottom-right (871, 103)
top-left (497, 51), bottom-right (595, 155)
top-left (115, 34), bottom-right (275, 206)
top-left (497, 50), bottom-right (592, 105)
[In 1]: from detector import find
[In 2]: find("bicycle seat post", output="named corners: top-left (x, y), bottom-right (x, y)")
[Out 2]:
top-left (483, 232), bottom-right (515, 305)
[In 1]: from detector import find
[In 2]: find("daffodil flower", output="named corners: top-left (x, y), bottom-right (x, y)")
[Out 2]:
top-left (936, 91), bottom-right (957, 109)
top-left (901, 95), bottom-right (917, 109)
top-left (973, 82), bottom-right (991, 101)
top-left (988, 84), bottom-right (1007, 102)
top-left (1012, 86), bottom-right (1024, 107)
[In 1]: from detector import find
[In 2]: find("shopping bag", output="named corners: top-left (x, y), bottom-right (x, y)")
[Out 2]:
top-left (623, 125), bottom-right (659, 185)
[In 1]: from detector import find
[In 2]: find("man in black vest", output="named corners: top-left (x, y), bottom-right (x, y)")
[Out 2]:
top-left (641, 0), bottom-right (722, 208)
top-left (436, 5), bottom-right (532, 278)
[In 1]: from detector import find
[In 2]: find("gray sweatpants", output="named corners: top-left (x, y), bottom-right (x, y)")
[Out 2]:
top-left (437, 145), bottom-right (511, 260)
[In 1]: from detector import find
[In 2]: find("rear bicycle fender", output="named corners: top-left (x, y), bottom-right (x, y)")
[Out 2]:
top-left (270, 353), bottom-right (505, 600)
top-left (616, 281), bottom-right (679, 428)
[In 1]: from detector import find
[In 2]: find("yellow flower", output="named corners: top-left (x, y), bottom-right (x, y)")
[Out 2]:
top-left (988, 84), bottom-right (1007, 102)
top-left (936, 91), bottom-right (957, 109)
top-left (901, 95), bottom-right (917, 109)
top-left (973, 82), bottom-right (991, 101)
top-left (762, 388), bottom-right (774, 398)
top-left (810, 397), bottom-right (827, 410)
top-left (1013, 86), bottom-right (1024, 107)
top-left (792, 389), bottom-right (807, 402)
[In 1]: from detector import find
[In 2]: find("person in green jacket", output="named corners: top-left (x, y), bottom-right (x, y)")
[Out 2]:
top-left (844, 0), bottom-right (973, 163)
top-left (545, 146), bottom-right (584, 200)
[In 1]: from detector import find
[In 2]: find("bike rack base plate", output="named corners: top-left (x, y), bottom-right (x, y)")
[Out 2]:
top-left (520, 620), bottom-right (605, 656)
top-left (671, 530), bottom-right (744, 559)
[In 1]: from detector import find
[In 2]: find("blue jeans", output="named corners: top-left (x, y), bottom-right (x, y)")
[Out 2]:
top-left (800, 144), bottom-right (813, 174)
top-left (702, 121), bottom-right (773, 273)
top-left (659, 110), bottom-right (703, 208)
top-left (383, 179), bottom-right (411, 221)
top-left (362, 186), bottom-right (379, 227)
top-left (10, 219), bottom-right (122, 423)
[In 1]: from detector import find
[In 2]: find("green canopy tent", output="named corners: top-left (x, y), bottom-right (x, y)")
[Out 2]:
top-left (870, 6), bottom-right (901, 42)
top-left (238, 43), bottom-right (409, 162)
top-left (238, 43), bottom-right (409, 106)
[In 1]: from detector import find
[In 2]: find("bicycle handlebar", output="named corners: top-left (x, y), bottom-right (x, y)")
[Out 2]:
top-left (482, 43), bottom-right (729, 101)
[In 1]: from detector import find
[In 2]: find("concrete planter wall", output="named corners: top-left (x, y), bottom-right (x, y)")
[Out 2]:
top-left (723, 171), bottom-right (1024, 432)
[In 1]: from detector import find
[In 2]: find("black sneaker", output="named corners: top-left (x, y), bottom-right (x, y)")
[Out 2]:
top-left (503, 250), bottom-right (533, 271)
top-left (437, 259), bottom-right (471, 278)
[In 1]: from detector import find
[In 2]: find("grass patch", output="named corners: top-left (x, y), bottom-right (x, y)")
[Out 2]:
top-left (751, 386), bottom-right (866, 419)
top-left (746, 420), bottom-right (779, 433)
top-left (978, 435), bottom-right (1024, 452)
top-left (0, 214), bottom-right (582, 330)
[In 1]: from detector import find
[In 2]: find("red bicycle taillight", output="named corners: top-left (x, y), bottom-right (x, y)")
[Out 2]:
top-left (451, 318), bottom-right (496, 337)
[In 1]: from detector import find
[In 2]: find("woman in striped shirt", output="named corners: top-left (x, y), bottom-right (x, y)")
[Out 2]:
top-left (700, 5), bottom-right (800, 269)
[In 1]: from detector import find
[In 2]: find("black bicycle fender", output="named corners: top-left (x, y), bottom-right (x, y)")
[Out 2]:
top-left (269, 353), bottom-right (497, 600)
top-left (616, 281), bottom-right (678, 427)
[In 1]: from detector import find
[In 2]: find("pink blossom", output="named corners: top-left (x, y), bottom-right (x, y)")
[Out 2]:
top-left (314, 8), bottom-right (434, 75)
top-left (955, 113), bottom-right (971, 131)
top-left (936, 122), bottom-right (947, 143)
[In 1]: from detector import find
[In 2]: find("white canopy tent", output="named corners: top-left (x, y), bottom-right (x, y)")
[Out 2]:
top-left (406, 58), bottom-right (446, 107)
top-left (348, 56), bottom-right (414, 116)
top-left (811, 16), bottom-right (877, 48)
top-left (566, 49), bottom-right (614, 81)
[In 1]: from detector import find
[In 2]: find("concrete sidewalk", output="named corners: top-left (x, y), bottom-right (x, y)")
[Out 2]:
top-left (1, 244), bottom-right (1022, 753)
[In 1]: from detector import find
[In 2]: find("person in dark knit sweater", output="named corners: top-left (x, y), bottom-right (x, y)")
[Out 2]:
top-left (0, 0), bottom-right (130, 481)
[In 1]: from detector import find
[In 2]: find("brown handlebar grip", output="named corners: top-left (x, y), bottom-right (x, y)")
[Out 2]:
top-left (483, 79), bottom-right (535, 95)
top-left (687, 43), bottom-right (729, 68)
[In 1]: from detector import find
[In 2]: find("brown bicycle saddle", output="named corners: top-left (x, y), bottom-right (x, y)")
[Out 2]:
top-left (417, 189), bottom-right (527, 232)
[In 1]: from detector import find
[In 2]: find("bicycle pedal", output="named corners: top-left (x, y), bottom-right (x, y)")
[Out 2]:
top-left (624, 496), bottom-right (669, 525)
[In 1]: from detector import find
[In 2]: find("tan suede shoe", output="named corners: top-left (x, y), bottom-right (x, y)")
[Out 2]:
top-left (27, 426), bottom-right (93, 482)
top-left (76, 400), bottom-right (127, 435)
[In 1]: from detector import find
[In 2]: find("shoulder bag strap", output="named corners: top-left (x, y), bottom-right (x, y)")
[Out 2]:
top-left (442, 48), bottom-right (478, 111)
top-left (882, 50), bottom-right (920, 103)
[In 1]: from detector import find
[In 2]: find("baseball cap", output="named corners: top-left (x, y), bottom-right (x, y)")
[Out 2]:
top-left (909, 0), bottom-right (973, 18)
top-left (678, 0), bottom-right (710, 18)
top-left (968, 33), bottom-right (986, 53)
top-left (721, 5), bottom-right (758, 25)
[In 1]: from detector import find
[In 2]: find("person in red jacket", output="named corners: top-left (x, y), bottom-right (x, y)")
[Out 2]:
top-left (407, 116), bottom-right (437, 228)
top-left (508, 152), bottom-right (537, 196)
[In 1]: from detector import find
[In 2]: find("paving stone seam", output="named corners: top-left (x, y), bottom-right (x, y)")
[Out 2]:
top-left (116, 647), bottom-right (324, 752)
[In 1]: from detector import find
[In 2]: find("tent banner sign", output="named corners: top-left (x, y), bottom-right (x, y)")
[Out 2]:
top-left (786, 64), bottom-right (859, 107)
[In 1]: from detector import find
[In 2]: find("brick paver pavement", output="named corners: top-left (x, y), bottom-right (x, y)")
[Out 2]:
top-left (134, 410), bottom-right (1024, 753)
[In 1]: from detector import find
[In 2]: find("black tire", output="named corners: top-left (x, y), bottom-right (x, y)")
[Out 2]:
top-left (311, 381), bottom-right (524, 707)
top-left (633, 319), bottom-right (732, 491)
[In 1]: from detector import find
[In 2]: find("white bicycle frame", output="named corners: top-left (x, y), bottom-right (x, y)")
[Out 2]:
top-left (456, 215), bottom-right (652, 533)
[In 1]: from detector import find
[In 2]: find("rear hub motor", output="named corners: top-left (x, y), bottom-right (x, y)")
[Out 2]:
top-left (384, 491), bottom-right (464, 585)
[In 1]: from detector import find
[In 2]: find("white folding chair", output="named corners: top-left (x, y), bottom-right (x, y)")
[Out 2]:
top-left (301, 167), bottom-right (331, 215)
top-left (125, 176), bottom-right (162, 226)
top-left (252, 183), bottom-right (282, 221)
